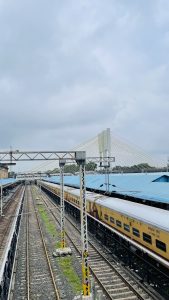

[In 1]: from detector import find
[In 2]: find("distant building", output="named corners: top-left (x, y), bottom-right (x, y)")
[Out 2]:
top-left (0, 164), bottom-right (8, 178)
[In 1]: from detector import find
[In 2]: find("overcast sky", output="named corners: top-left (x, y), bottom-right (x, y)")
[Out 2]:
top-left (0, 0), bottom-right (169, 170)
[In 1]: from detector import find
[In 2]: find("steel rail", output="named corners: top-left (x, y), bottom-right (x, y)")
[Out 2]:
top-left (0, 186), bottom-right (23, 254)
top-left (30, 188), bottom-right (61, 300)
top-left (7, 189), bottom-right (25, 300)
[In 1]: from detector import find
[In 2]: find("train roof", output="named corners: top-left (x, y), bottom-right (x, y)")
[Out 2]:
top-left (44, 172), bottom-right (169, 205)
top-left (43, 181), bottom-right (169, 232)
top-left (95, 197), bottom-right (169, 232)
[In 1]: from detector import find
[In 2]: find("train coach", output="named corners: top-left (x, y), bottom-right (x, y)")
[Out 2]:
top-left (40, 180), bottom-right (169, 268)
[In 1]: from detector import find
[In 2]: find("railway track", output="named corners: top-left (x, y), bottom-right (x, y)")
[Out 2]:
top-left (38, 188), bottom-right (158, 300)
top-left (2, 186), bottom-right (21, 209)
top-left (10, 185), bottom-right (60, 300)
top-left (0, 185), bottom-right (24, 259)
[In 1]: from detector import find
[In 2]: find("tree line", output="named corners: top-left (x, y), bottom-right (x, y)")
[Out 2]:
top-left (46, 162), bottom-right (167, 175)
top-left (46, 161), bottom-right (97, 175)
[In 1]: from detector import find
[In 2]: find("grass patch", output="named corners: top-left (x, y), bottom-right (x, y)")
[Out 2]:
top-left (38, 205), bottom-right (58, 238)
top-left (58, 256), bottom-right (82, 293)
top-left (37, 204), bottom-right (66, 248)
top-left (55, 241), bottom-right (61, 248)
top-left (38, 203), bottom-right (81, 293)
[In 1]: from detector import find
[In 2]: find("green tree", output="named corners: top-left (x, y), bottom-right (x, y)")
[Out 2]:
top-left (85, 161), bottom-right (97, 171)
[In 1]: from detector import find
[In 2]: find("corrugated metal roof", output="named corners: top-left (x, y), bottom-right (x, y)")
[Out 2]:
top-left (0, 178), bottom-right (17, 186)
top-left (44, 172), bottom-right (169, 204)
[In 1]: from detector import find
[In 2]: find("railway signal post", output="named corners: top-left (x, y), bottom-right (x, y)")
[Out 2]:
top-left (75, 151), bottom-right (92, 299)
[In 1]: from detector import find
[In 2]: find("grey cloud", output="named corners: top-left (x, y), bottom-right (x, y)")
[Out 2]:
top-left (0, 0), bottom-right (169, 171)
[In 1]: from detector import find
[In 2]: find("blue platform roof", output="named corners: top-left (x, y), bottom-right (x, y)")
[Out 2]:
top-left (0, 178), bottom-right (17, 186)
top-left (44, 173), bottom-right (169, 204)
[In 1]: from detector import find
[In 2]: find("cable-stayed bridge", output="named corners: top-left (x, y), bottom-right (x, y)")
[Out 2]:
top-left (6, 128), bottom-right (165, 174)
top-left (73, 128), bottom-right (162, 169)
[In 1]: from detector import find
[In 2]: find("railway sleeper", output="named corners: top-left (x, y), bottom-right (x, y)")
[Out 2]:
top-left (106, 279), bottom-right (123, 285)
top-left (106, 282), bottom-right (126, 289)
top-left (97, 274), bottom-right (119, 281)
top-left (115, 296), bottom-right (138, 300)
top-left (110, 290), bottom-right (135, 298)
top-left (107, 286), bottom-right (130, 292)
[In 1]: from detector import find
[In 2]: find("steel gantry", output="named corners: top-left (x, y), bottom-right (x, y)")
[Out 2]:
top-left (0, 150), bottom-right (77, 162)
top-left (0, 150), bottom-right (92, 298)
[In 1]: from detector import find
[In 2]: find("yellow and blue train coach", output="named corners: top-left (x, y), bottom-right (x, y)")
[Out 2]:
top-left (40, 181), bottom-right (169, 268)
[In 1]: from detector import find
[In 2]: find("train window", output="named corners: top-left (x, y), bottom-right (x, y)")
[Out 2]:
top-left (116, 220), bottom-right (122, 227)
top-left (104, 214), bottom-right (109, 221)
top-left (124, 224), bottom-right (130, 232)
top-left (143, 233), bottom-right (152, 244)
top-left (110, 217), bottom-right (114, 223)
top-left (156, 239), bottom-right (166, 252)
top-left (132, 228), bottom-right (140, 237)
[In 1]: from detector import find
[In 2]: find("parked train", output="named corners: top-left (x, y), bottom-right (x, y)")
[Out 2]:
top-left (40, 180), bottom-right (169, 268)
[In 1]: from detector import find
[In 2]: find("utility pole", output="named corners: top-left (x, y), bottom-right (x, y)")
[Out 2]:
top-left (76, 151), bottom-right (92, 299)
top-left (54, 158), bottom-right (71, 256)
top-left (59, 158), bottom-right (66, 249)
top-left (39, 172), bottom-right (41, 192)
